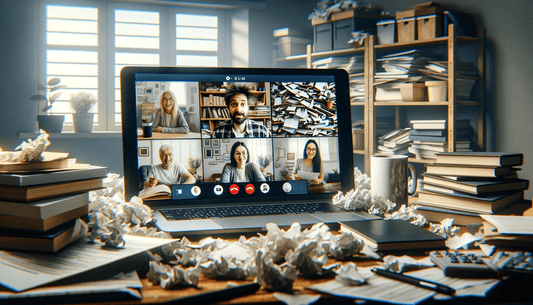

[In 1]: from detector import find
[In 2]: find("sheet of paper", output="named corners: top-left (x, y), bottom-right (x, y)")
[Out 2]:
top-left (309, 267), bottom-right (499, 305)
top-left (480, 215), bottom-right (533, 234)
top-left (0, 235), bottom-right (176, 292)
top-left (0, 270), bottom-right (142, 301)
top-left (297, 171), bottom-right (319, 181)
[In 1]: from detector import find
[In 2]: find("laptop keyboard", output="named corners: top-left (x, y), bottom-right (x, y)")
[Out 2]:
top-left (159, 202), bottom-right (327, 221)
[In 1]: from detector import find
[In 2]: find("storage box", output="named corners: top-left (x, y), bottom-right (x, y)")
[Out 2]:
top-left (425, 81), bottom-right (447, 102)
top-left (399, 83), bottom-right (427, 102)
top-left (313, 21), bottom-right (333, 52)
top-left (352, 128), bottom-right (364, 151)
top-left (332, 11), bottom-right (379, 50)
top-left (276, 36), bottom-right (312, 58)
top-left (313, 10), bottom-right (379, 51)
top-left (396, 2), bottom-right (445, 19)
top-left (377, 20), bottom-right (396, 44)
top-left (397, 17), bottom-right (417, 43)
top-left (417, 14), bottom-right (443, 40)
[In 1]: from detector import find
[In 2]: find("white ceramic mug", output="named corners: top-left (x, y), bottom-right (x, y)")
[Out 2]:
top-left (371, 155), bottom-right (417, 207)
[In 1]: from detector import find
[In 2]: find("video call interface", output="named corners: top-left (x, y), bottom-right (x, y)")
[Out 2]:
top-left (134, 74), bottom-right (341, 201)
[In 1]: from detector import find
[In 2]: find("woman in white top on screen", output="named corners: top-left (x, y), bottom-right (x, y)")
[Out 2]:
top-left (220, 141), bottom-right (266, 183)
top-left (152, 90), bottom-right (189, 133)
top-left (291, 139), bottom-right (324, 185)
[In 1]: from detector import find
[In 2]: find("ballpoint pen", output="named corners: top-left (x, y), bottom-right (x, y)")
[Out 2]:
top-left (371, 267), bottom-right (455, 295)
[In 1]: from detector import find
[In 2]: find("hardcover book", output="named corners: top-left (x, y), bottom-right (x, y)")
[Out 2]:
top-left (0, 178), bottom-right (104, 202)
top-left (421, 174), bottom-right (529, 195)
top-left (0, 218), bottom-right (87, 253)
top-left (417, 189), bottom-right (524, 214)
top-left (434, 152), bottom-right (524, 167)
top-left (424, 164), bottom-right (515, 178)
top-left (339, 219), bottom-right (446, 252)
top-left (0, 192), bottom-right (89, 219)
top-left (0, 165), bottom-right (107, 187)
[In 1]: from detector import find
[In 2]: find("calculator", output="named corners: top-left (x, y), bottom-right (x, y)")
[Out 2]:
top-left (482, 251), bottom-right (533, 278)
top-left (429, 250), bottom-right (498, 278)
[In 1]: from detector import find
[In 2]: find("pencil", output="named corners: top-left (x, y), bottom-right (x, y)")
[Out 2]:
top-left (371, 268), bottom-right (455, 295)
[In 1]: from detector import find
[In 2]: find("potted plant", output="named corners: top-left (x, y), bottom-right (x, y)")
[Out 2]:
top-left (30, 77), bottom-right (67, 133)
top-left (69, 92), bottom-right (97, 133)
top-left (257, 154), bottom-right (272, 178)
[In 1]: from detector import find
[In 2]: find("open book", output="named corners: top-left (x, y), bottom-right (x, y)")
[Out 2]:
top-left (139, 184), bottom-right (171, 199)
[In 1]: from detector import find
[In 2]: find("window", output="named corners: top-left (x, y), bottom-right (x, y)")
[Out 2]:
top-left (41, 1), bottom-right (226, 132)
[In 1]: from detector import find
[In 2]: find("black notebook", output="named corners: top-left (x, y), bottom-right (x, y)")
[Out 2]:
top-left (339, 219), bottom-right (446, 252)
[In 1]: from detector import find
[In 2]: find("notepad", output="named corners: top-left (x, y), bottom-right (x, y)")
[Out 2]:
top-left (339, 219), bottom-right (446, 252)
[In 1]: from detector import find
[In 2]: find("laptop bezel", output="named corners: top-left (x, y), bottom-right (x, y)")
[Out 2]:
top-left (120, 66), bottom-right (354, 207)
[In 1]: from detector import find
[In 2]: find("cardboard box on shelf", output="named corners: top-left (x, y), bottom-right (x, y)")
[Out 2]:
top-left (417, 14), bottom-right (443, 40)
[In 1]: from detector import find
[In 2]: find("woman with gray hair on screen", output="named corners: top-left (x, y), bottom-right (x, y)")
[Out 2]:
top-left (152, 90), bottom-right (189, 133)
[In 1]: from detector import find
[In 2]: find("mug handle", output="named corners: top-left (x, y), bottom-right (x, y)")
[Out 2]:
top-left (408, 164), bottom-right (418, 196)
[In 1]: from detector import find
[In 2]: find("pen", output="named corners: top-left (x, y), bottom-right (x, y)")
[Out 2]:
top-left (371, 267), bottom-right (455, 295)
top-left (161, 282), bottom-right (261, 304)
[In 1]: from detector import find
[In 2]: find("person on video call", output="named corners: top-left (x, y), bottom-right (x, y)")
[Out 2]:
top-left (152, 90), bottom-right (189, 133)
top-left (291, 139), bottom-right (324, 185)
top-left (143, 144), bottom-right (196, 188)
top-left (211, 85), bottom-right (271, 138)
top-left (220, 141), bottom-right (266, 183)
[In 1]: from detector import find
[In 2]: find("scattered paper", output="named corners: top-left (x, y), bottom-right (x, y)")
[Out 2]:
top-left (273, 292), bottom-right (321, 305)
top-left (446, 232), bottom-right (482, 250)
top-left (0, 235), bottom-right (178, 292)
top-left (480, 215), bottom-right (533, 234)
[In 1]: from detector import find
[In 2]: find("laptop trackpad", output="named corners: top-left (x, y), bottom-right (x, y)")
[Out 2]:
top-left (155, 219), bottom-right (223, 234)
top-left (212, 214), bottom-right (323, 230)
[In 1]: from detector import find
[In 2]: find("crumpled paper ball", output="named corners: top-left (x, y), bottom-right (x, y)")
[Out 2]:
top-left (0, 129), bottom-right (50, 162)
top-left (147, 260), bottom-right (202, 289)
top-left (255, 249), bottom-right (298, 291)
top-left (335, 262), bottom-right (366, 286)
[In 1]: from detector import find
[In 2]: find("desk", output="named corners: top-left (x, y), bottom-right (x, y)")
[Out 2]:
top-left (59, 250), bottom-right (533, 305)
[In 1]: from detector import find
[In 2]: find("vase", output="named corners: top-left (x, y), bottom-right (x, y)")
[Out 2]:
top-left (37, 115), bottom-right (64, 133)
top-left (73, 113), bottom-right (94, 133)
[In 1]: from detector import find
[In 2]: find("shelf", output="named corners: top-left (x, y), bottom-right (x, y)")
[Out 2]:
top-left (353, 150), bottom-right (365, 155)
top-left (277, 47), bottom-right (364, 62)
top-left (350, 102), bottom-right (365, 106)
top-left (374, 36), bottom-right (479, 50)
top-left (275, 35), bottom-right (478, 62)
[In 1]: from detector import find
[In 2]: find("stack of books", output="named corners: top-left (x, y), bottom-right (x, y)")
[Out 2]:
top-left (408, 119), bottom-right (447, 159)
top-left (414, 152), bottom-right (530, 226)
top-left (374, 49), bottom-right (431, 101)
top-left (0, 153), bottom-right (107, 252)
top-left (418, 60), bottom-right (478, 100)
top-left (377, 127), bottom-right (411, 155)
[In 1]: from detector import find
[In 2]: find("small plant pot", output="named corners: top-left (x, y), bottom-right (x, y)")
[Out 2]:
top-left (73, 113), bottom-right (94, 133)
top-left (37, 115), bottom-right (64, 133)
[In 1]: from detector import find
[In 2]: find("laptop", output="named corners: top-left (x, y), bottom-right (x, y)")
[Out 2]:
top-left (121, 66), bottom-right (376, 237)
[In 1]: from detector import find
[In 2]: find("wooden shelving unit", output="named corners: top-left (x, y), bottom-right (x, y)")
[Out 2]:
top-left (275, 23), bottom-right (485, 175)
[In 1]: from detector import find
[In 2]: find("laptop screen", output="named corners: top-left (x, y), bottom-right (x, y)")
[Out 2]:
top-left (121, 67), bottom-right (354, 206)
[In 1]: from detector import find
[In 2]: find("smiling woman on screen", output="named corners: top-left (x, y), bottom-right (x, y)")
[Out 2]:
top-left (220, 141), bottom-right (266, 183)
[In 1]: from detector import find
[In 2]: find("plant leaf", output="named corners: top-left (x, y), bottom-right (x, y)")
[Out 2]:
top-left (43, 105), bottom-right (52, 113)
top-left (50, 84), bottom-right (68, 92)
top-left (47, 77), bottom-right (61, 86)
top-left (30, 94), bottom-right (47, 102)
top-left (49, 92), bottom-right (62, 102)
